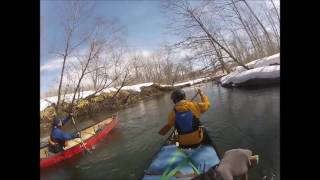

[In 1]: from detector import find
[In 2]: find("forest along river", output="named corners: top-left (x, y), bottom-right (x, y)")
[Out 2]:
top-left (40, 82), bottom-right (280, 180)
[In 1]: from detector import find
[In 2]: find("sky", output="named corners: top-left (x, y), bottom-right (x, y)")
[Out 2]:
top-left (40, 0), bottom-right (280, 95)
top-left (40, 0), bottom-right (181, 94)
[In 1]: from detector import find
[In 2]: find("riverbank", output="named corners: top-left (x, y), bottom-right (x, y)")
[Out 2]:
top-left (40, 53), bottom-right (280, 127)
top-left (40, 78), bottom-right (216, 128)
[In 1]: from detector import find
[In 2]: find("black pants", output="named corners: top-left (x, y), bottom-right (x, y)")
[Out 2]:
top-left (48, 144), bottom-right (63, 153)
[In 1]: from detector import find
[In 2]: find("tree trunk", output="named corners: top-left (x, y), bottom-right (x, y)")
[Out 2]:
top-left (212, 42), bottom-right (230, 73)
top-left (56, 31), bottom-right (72, 111)
top-left (270, 0), bottom-right (280, 23)
top-left (242, 0), bottom-right (274, 52)
top-left (230, 0), bottom-right (258, 55)
top-left (62, 84), bottom-right (69, 104)
top-left (70, 43), bottom-right (96, 107)
top-left (264, 8), bottom-right (280, 49)
top-left (245, 19), bottom-right (265, 57)
top-left (112, 69), bottom-right (129, 99)
top-left (187, 9), bottom-right (249, 70)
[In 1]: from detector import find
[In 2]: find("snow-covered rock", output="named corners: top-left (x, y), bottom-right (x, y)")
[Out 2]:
top-left (221, 53), bottom-right (280, 87)
top-left (223, 65), bottom-right (280, 87)
top-left (246, 53), bottom-right (280, 68)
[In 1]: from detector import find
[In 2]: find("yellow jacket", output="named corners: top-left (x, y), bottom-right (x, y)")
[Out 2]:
top-left (159, 94), bottom-right (211, 146)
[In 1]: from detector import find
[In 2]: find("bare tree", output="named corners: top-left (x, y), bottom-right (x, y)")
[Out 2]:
top-left (85, 47), bottom-right (125, 99)
top-left (122, 45), bottom-right (193, 85)
top-left (162, 0), bottom-right (281, 77)
top-left (170, 63), bottom-right (187, 85)
top-left (69, 40), bottom-right (102, 108)
top-left (240, 0), bottom-right (274, 53)
top-left (111, 67), bottom-right (130, 99)
top-left (46, 0), bottom-right (129, 113)
top-left (262, 1), bottom-right (280, 49)
top-left (54, 1), bottom-right (96, 112)
top-left (165, 0), bottom-right (250, 70)
top-left (270, 0), bottom-right (280, 23)
top-left (130, 53), bottom-right (144, 83)
top-left (228, 0), bottom-right (264, 57)
top-left (212, 40), bottom-right (230, 73)
top-left (161, 46), bottom-right (175, 84)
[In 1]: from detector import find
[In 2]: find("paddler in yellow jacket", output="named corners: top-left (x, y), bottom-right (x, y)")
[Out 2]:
top-left (158, 88), bottom-right (210, 147)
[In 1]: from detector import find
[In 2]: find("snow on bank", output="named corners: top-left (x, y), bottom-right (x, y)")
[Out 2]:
top-left (159, 77), bottom-right (210, 87)
top-left (41, 82), bottom-right (164, 111)
top-left (40, 77), bottom-right (212, 111)
top-left (40, 91), bottom-right (95, 111)
top-left (221, 53), bottom-right (280, 87)
top-left (246, 53), bottom-right (280, 68)
top-left (40, 84), bottom-right (151, 111)
top-left (120, 82), bottom-right (154, 92)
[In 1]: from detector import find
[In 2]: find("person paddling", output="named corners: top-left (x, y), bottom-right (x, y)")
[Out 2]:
top-left (48, 112), bottom-right (80, 153)
top-left (158, 88), bottom-right (210, 148)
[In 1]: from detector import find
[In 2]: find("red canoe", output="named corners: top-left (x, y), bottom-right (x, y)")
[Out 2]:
top-left (40, 116), bottom-right (119, 168)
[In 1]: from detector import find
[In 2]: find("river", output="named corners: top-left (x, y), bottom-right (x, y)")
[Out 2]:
top-left (40, 82), bottom-right (280, 180)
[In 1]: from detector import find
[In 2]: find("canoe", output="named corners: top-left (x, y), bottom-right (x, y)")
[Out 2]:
top-left (143, 128), bottom-right (221, 180)
top-left (40, 115), bottom-right (119, 168)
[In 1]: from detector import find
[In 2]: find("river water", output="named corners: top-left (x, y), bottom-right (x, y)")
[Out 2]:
top-left (40, 82), bottom-right (280, 180)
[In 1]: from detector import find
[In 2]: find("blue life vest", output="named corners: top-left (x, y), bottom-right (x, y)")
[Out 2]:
top-left (174, 108), bottom-right (200, 134)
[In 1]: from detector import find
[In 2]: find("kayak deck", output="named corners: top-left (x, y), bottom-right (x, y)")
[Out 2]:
top-left (143, 129), bottom-right (220, 180)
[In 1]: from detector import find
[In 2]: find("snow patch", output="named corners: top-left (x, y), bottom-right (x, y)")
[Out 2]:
top-left (246, 53), bottom-right (280, 68)
top-left (40, 83), bottom-right (154, 111)
top-left (221, 53), bottom-right (280, 87)
top-left (118, 82), bottom-right (154, 92)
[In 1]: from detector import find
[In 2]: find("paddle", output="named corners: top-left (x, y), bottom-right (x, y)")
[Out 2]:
top-left (190, 90), bottom-right (200, 101)
top-left (71, 116), bottom-right (91, 153)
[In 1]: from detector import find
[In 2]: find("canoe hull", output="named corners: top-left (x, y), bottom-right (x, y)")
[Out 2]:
top-left (40, 117), bottom-right (118, 168)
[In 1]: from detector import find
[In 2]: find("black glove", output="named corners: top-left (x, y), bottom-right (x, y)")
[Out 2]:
top-left (68, 112), bottom-right (74, 119)
top-left (197, 88), bottom-right (204, 96)
top-left (72, 132), bottom-right (80, 138)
